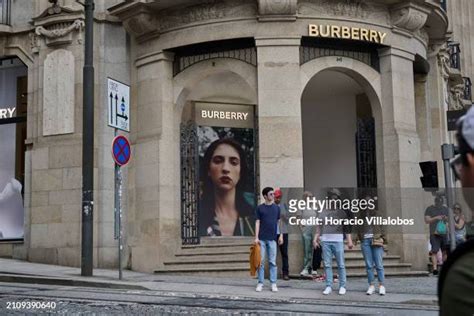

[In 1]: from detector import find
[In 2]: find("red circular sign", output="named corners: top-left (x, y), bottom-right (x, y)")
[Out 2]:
top-left (112, 135), bottom-right (131, 166)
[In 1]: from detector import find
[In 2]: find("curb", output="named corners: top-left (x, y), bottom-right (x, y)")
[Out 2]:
top-left (0, 273), bottom-right (149, 291)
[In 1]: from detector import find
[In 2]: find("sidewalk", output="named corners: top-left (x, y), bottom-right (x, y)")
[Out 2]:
top-left (0, 258), bottom-right (438, 309)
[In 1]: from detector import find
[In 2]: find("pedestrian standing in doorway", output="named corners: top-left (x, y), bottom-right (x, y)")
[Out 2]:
top-left (255, 187), bottom-right (283, 292)
top-left (274, 188), bottom-right (290, 280)
top-left (313, 188), bottom-right (353, 295)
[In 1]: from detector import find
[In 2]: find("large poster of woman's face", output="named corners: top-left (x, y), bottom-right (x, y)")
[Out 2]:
top-left (198, 126), bottom-right (256, 237)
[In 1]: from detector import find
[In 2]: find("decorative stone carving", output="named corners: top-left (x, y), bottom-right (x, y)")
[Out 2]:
top-left (123, 11), bottom-right (157, 38)
top-left (35, 20), bottom-right (84, 46)
top-left (449, 84), bottom-right (467, 110)
top-left (108, 2), bottom-right (158, 38)
top-left (298, 0), bottom-right (390, 24)
top-left (32, 1), bottom-right (84, 47)
top-left (43, 49), bottom-right (75, 136)
top-left (258, 0), bottom-right (297, 16)
top-left (437, 45), bottom-right (451, 79)
top-left (159, 0), bottom-right (256, 31)
top-left (391, 2), bottom-right (430, 33)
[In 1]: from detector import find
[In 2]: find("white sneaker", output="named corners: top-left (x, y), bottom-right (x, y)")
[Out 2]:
top-left (300, 268), bottom-right (309, 276)
top-left (366, 285), bottom-right (375, 295)
top-left (323, 287), bottom-right (332, 295)
top-left (379, 285), bottom-right (386, 295)
top-left (311, 270), bottom-right (318, 276)
top-left (271, 284), bottom-right (278, 292)
top-left (256, 283), bottom-right (263, 292)
top-left (339, 287), bottom-right (346, 295)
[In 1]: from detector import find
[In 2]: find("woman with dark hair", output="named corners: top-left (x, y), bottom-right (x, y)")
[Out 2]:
top-left (199, 138), bottom-right (255, 236)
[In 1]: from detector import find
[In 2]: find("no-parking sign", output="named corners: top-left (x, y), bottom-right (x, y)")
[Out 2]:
top-left (112, 135), bottom-right (131, 166)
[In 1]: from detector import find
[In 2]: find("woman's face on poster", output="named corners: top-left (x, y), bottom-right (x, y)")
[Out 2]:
top-left (208, 143), bottom-right (241, 192)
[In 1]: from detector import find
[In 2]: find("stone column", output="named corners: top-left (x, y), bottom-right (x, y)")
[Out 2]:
top-left (414, 74), bottom-right (432, 162)
top-left (131, 51), bottom-right (178, 273)
top-left (255, 37), bottom-right (304, 192)
top-left (379, 48), bottom-right (426, 270)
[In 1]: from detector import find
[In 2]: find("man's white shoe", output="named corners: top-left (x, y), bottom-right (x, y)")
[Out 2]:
top-left (311, 270), bottom-right (318, 276)
top-left (338, 287), bottom-right (346, 295)
top-left (300, 268), bottom-right (309, 276)
top-left (256, 283), bottom-right (263, 292)
top-left (271, 284), bottom-right (278, 292)
top-left (366, 285), bottom-right (376, 295)
top-left (323, 287), bottom-right (332, 295)
top-left (379, 285), bottom-right (386, 295)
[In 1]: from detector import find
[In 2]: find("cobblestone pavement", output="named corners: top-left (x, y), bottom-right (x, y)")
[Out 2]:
top-left (0, 281), bottom-right (438, 315)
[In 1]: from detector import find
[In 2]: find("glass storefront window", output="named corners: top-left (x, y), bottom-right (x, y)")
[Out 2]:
top-left (0, 57), bottom-right (27, 241)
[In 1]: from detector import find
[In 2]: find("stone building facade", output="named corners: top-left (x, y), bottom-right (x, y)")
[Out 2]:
top-left (0, 0), bottom-right (472, 275)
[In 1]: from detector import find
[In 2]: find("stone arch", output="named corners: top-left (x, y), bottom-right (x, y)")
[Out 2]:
top-left (300, 56), bottom-right (386, 189)
top-left (174, 58), bottom-right (257, 118)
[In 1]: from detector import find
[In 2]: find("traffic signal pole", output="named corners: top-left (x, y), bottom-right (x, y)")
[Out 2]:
top-left (81, 0), bottom-right (94, 276)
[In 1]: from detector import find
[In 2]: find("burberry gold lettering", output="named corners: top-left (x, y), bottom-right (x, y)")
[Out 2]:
top-left (308, 24), bottom-right (387, 44)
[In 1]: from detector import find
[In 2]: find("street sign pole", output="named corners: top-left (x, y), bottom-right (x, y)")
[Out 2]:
top-left (118, 164), bottom-right (123, 281)
top-left (108, 78), bottom-right (130, 280)
top-left (112, 135), bottom-right (131, 280)
top-left (113, 129), bottom-right (123, 280)
top-left (114, 159), bottom-right (123, 280)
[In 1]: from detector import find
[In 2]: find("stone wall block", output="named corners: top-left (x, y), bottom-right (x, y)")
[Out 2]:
top-left (62, 167), bottom-right (82, 189)
top-left (31, 205), bottom-right (62, 225)
top-left (49, 189), bottom-right (82, 206)
top-left (32, 147), bottom-right (49, 170)
top-left (31, 169), bottom-right (62, 192)
top-left (49, 145), bottom-right (82, 168)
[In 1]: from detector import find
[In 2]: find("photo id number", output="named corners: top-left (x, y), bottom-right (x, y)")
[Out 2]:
top-left (6, 301), bottom-right (57, 310)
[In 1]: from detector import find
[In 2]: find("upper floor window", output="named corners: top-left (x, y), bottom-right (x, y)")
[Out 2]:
top-left (0, 0), bottom-right (11, 26)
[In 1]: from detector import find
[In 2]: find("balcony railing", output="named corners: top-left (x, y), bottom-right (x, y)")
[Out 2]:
top-left (448, 42), bottom-right (461, 70)
top-left (464, 77), bottom-right (472, 101)
top-left (440, 0), bottom-right (447, 11)
top-left (0, 0), bottom-right (11, 26)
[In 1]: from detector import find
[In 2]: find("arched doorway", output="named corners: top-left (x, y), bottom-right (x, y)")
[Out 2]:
top-left (301, 68), bottom-right (379, 195)
top-left (176, 62), bottom-right (258, 244)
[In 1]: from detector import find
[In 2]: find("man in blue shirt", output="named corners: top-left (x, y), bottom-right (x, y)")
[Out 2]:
top-left (255, 187), bottom-right (283, 292)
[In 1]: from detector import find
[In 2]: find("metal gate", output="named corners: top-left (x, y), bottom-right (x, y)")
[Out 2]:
top-left (180, 122), bottom-right (200, 245)
top-left (356, 118), bottom-right (377, 188)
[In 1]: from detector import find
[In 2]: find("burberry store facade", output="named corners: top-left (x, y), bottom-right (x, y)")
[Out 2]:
top-left (3, 0), bottom-right (473, 275)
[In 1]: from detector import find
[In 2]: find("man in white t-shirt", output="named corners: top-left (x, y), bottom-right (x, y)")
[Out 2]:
top-left (313, 188), bottom-right (353, 295)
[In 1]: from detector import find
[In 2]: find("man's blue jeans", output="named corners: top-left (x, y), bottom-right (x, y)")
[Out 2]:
top-left (258, 240), bottom-right (277, 284)
top-left (322, 241), bottom-right (346, 288)
top-left (361, 238), bottom-right (385, 285)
